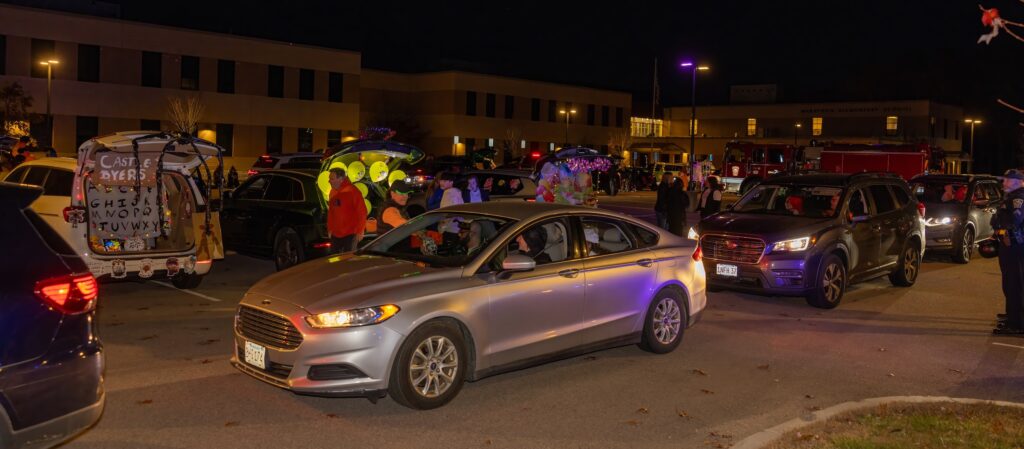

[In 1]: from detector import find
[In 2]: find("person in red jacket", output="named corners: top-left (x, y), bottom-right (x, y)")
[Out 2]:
top-left (327, 167), bottom-right (367, 253)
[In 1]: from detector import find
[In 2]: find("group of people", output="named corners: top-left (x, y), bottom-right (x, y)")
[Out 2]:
top-left (1, 136), bottom-right (58, 175)
top-left (654, 172), bottom-right (724, 236)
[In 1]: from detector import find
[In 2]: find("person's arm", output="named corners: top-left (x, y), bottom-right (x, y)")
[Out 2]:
top-left (382, 207), bottom-right (407, 229)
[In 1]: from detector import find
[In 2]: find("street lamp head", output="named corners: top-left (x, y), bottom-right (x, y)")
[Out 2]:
top-left (679, 62), bottom-right (694, 67)
top-left (559, 110), bottom-right (567, 115)
top-left (569, 109), bottom-right (577, 114)
top-left (40, 59), bottom-right (59, 65)
top-left (965, 118), bottom-right (982, 124)
top-left (697, 65), bottom-right (710, 71)
top-left (795, 123), bottom-right (802, 128)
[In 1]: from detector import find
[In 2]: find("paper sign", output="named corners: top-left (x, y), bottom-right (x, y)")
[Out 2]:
top-left (87, 182), bottom-right (162, 238)
top-left (96, 153), bottom-right (160, 187)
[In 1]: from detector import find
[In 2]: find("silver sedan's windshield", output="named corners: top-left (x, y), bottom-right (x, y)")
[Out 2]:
top-left (359, 212), bottom-right (514, 267)
top-left (733, 184), bottom-right (845, 218)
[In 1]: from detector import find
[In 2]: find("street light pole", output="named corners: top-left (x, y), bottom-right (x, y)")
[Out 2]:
top-left (679, 62), bottom-right (709, 189)
top-left (559, 108), bottom-right (576, 147)
top-left (794, 122), bottom-right (802, 146)
top-left (40, 59), bottom-right (59, 146)
top-left (964, 118), bottom-right (982, 174)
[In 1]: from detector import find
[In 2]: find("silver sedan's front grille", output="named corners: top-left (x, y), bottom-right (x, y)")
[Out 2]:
top-left (700, 235), bottom-right (765, 264)
top-left (236, 306), bottom-right (303, 350)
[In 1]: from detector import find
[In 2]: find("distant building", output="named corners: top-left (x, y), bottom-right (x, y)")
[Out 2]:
top-left (729, 84), bottom-right (778, 104)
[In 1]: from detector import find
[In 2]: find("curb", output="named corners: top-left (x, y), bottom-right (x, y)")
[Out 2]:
top-left (731, 396), bottom-right (1024, 449)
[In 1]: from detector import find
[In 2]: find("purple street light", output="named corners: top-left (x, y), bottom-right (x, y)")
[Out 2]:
top-left (679, 62), bottom-right (694, 67)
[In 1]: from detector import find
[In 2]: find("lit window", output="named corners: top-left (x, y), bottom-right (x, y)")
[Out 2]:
top-left (520, 140), bottom-right (526, 149)
top-left (746, 118), bottom-right (757, 136)
top-left (812, 117), bottom-right (823, 136)
top-left (487, 138), bottom-right (494, 147)
top-left (689, 119), bottom-right (699, 135)
top-left (549, 142), bottom-right (555, 151)
top-left (453, 136), bottom-right (460, 144)
top-left (886, 116), bottom-right (899, 134)
top-left (629, 117), bottom-right (663, 138)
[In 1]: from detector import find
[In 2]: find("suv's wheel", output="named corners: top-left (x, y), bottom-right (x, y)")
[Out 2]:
top-left (639, 289), bottom-right (686, 354)
top-left (889, 240), bottom-right (921, 286)
top-left (952, 227), bottom-right (974, 264)
top-left (171, 272), bottom-right (203, 289)
top-left (274, 228), bottom-right (304, 271)
top-left (388, 321), bottom-right (467, 410)
top-left (806, 254), bottom-right (846, 309)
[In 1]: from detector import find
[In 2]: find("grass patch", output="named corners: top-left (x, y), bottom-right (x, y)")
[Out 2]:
top-left (766, 402), bottom-right (1024, 449)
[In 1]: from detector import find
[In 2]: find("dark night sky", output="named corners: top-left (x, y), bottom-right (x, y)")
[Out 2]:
top-left (10, 0), bottom-right (1024, 170)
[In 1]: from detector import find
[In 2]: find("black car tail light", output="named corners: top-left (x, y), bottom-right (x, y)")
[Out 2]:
top-left (35, 273), bottom-right (98, 314)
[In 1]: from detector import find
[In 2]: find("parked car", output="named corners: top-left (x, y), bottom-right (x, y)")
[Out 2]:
top-left (2, 157), bottom-right (78, 244)
top-left (910, 174), bottom-right (1002, 263)
top-left (406, 169), bottom-right (536, 216)
top-left (697, 172), bottom-right (925, 308)
top-left (231, 202), bottom-right (705, 409)
top-left (247, 152), bottom-right (323, 177)
top-left (220, 169), bottom-right (332, 271)
top-left (0, 182), bottom-right (105, 449)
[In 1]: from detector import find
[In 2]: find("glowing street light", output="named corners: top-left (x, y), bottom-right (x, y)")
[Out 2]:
top-left (964, 118), bottom-right (982, 160)
top-left (559, 108), bottom-right (577, 147)
top-left (39, 59), bottom-right (59, 146)
top-left (680, 61), bottom-right (710, 187)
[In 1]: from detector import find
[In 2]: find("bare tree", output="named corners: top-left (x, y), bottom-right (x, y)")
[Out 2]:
top-left (0, 82), bottom-right (34, 137)
top-left (500, 128), bottom-right (522, 163)
top-left (607, 130), bottom-right (634, 157)
top-left (166, 96), bottom-right (204, 135)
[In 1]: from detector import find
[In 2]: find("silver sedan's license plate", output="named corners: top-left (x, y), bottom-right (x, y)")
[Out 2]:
top-left (716, 263), bottom-right (738, 277)
top-left (243, 340), bottom-right (267, 370)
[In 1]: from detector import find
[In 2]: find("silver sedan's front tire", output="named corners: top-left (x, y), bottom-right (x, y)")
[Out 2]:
top-left (639, 289), bottom-right (686, 354)
top-left (389, 321), bottom-right (467, 409)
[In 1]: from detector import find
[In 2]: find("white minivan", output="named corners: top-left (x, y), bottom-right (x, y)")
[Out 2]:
top-left (5, 131), bottom-right (225, 288)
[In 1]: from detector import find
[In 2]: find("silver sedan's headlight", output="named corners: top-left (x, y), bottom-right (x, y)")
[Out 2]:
top-left (305, 305), bottom-right (400, 328)
top-left (770, 237), bottom-right (812, 253)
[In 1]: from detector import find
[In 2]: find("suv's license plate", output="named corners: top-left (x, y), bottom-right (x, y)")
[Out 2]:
top-left (243, 341), bottom-right (267, 370)
top-left (716, 264), bottom-right (738, 277)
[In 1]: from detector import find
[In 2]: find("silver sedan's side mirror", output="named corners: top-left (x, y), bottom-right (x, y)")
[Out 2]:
top-left (501, 254), bottom-right (536, 272)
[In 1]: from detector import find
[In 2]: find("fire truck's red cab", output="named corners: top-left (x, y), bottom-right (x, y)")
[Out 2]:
top-left (722, 142), bottom-right (801, 193)
top-left (818, 143), bottom-right (940, 181)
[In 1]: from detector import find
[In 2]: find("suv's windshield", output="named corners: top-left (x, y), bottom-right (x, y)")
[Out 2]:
top-left (733, 184), bottom-right (845, 218)
top-left (911, 180), bottom-right (968, 204)
top-left (359, 212), bottom-right (513, 267)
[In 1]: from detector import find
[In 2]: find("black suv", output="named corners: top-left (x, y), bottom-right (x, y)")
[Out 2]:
top-left (697, 173), bottom-right (926, 308)
top-left (909, 174), bottom-right (1002, 263)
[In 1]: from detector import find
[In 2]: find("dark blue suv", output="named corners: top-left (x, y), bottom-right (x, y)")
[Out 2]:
top-left (0, 182), bottom-right (104, 449)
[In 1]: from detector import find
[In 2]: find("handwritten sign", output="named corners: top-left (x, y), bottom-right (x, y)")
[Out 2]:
top-left (87, 181), bottom-right (162, 238)
top-left (96, 153), bottom-right (159, 186)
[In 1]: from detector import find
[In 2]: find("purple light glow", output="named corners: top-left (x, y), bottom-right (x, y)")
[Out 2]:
top-left (679, 62), bottom-right (694, 67)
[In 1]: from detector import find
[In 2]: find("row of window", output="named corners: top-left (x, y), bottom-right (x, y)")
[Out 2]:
top-left (465, 91), bottom-right (625, 127)
top-left (15, 37), bottom-right (344, 102)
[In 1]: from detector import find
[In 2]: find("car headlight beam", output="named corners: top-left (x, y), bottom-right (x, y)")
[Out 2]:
top-left (305, 304), bottom-right (400, 328)
top-left (771, 237), bottom-right (811, 253)
top-left (925, 217), bottom-right (956, 227)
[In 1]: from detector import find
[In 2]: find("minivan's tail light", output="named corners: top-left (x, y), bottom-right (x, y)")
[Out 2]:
top-left (692, 245), bottom-right (702, 262)
top-left (246, 169), bottom-right (258, 176)
top-left (917, 202), bottom-right (926, 218)
top-left (34, 274), bottom-right (98, 314)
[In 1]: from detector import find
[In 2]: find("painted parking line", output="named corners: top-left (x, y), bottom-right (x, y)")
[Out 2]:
top-left (992, 342), bottom-right (1024, 350)
top-left (151, 281), bottom-right (224, 302)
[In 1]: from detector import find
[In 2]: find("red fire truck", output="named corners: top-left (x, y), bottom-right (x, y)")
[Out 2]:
top-left (721, 142), bottom-right (802, 193)
top-left (817, 143), bottom-right (941, 181)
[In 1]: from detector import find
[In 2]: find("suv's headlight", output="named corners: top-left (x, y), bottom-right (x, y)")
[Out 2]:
top-left (770, 237), bottom-right (811, 253)
top-left (925, 217), bottom-right (956, 227)
top-left (305, 305), bottom-right (400, 328)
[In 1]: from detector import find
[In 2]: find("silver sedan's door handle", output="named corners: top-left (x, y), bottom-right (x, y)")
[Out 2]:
top-left (557, 268), bottom-right (580, 278)
top-left (636, 258), bottom-right (654, 267)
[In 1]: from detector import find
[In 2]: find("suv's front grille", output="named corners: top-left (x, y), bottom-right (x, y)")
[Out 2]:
top-left (236, 306), bottom-right (304, 350)
top-left (701, 235), bottom-right (765, 264)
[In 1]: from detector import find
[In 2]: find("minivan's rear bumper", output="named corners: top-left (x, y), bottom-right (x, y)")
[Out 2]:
top-left (86, 254), bottom-right (213, 281)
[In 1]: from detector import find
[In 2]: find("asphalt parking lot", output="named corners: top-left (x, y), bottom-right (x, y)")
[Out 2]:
top-left (63, 192), bottom-right (1024, 449)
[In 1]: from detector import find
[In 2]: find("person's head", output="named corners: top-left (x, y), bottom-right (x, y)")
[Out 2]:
top-left (707, 176), bottom-right (719, 188)
top-left (829, 193), bottom-right (841, 211)
top-left (516, 226), bottom-right (547, 255)
top-left (328, 168), bottom-right (347, 189)
top-left (1003, 170), bottom-right (1024, 192)
top-left (439, 173), bottom-right (455, 189)
top-left (467, 175), bottom-right (479, 191)
top-left (785, 195), bottom-right (803, 214)
top-left (661, 172), bottom-right (673, 183)
top-left (389, 180), bottom-right (413, 205)
top-left (468, 220), bottom-right (498, 251)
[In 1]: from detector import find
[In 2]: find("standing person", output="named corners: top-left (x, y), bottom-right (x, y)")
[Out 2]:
top-left (667, 177), bottom-right (690, 236)
top-left (438, 173), bottom-right (464, 246)
top-left (698, 176), bottom-right (724, 219)
top-left (326, 168), bottom-right (367, 253)
top-left (992, 169), bottom-right (1024, 336)
top-left (425, 171), bottom-right (445, 211)
top-left (654, 172), bottom-right (673, 230)
top-left (462, 174), bottom-right (489, 203)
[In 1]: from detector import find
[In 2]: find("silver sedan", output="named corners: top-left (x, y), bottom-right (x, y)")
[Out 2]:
top-left (231, 202), bottom-right (707, 409)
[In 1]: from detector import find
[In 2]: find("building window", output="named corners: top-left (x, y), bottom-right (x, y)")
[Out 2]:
top-left (180, 55), bottom-right (199, 90)
top-left (75, 116), bottom-right (98, 148)
top-left (140, 119), bottom-right (161, 131)
top-left (328, 72), bottom-right (343, 103)
top-left (531, 98), bottom-right (541, 121)
top-left (31, 39), bottom-right (55, 78)
top-left (601, 106), bottom-right (610, 127)
top-left (141, 51), bottom-right (161, 87)
top-left (504, 95), bottom-right (514, 119)
top-left (216, 123), bottom-right (233, 156)
top-left (485, 93), bottom-right (496, 118)
top-left (587, 105), bottom-right (596, 126)
top-left (0, 35), bottom-right (6, 75)
top-left (466, 138), bottom-right (476, 151)
top-left (217, 59), bottom-right (235, 94)
top-left (885, 116), bottom-right (899, 135)
top-left (299, 69), bottom-right (314, 100)
top-left (327, 130), bottom-right (342, 147)
top-left (548, 100), bottom-right (557, 123)
top-left (689, 119), bottom-right (699, 135)
top-left (630, 117), bottom-right (664, 137)
top-left (746, 118), bottom-right (757, 136)
top-left (466, 91), bottom-right (477, 116)
top-left (812, 117), bottom-right (823, 136)
top-left (615, 107), bottom-right (624, 128)
top-left (298, 128), bottom-right (313, 151)
top-left (77, 44), bottom-right (100, 83)
top-left (266, 126), bottom-right (282, 152)
top-left (268, 65), bottom-right (284, 97)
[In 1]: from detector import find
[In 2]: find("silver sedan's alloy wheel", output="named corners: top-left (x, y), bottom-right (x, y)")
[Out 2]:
top-left (408, 336), bottom-right (459, 398)
top-left (903, 247), bottom-right (919, 280)
top-left (652, 297), bottom-right (682, 345)
top-left (822, 262), bottom-right (843, 303)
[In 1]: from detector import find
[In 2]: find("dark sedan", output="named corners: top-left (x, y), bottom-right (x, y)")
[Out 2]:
top-left (1, 182), bottom-right (104, 449)
top-left (909, 174), bottom-right (1002, 263)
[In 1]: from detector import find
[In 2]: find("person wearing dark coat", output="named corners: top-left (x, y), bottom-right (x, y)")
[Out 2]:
top-left (654, 173), bottom-right (673, 230)
top-left (699, 176), bottom-right (724, 219)
top-left (667, 178), bottom-right (690, 237)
